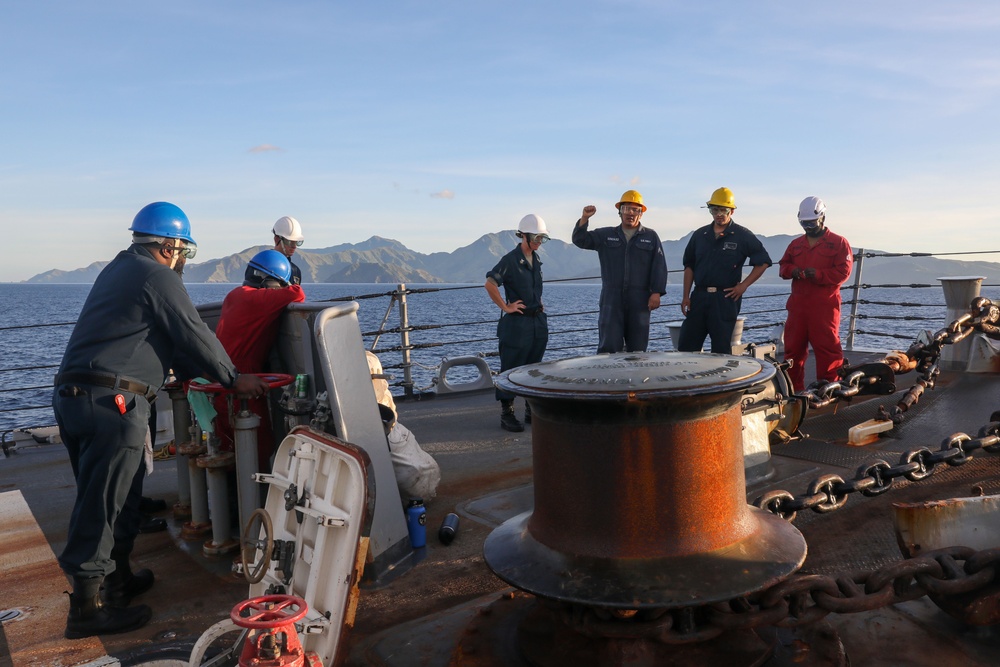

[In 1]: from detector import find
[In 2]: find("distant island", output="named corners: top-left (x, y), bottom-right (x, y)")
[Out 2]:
top-left (22, 232), bottom-right (1000, 286)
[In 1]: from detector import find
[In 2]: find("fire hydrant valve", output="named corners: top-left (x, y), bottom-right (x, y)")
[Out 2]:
top-left (231, 594), bottom-right (318, 667)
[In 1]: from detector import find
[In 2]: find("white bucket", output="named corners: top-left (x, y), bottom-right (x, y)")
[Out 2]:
top-left (666, 317), bottom-right (745, 351)
top-left (731, 316), bottom-right (745, 345)
top-left (666, 321), bottom-right (685, 350)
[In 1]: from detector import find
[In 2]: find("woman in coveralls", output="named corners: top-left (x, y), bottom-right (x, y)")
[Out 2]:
top-left (485, 214), bottom-right (550, 431)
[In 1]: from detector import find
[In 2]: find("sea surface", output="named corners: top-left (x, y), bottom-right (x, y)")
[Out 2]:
top-left (0, 279), bottom-right (985, 435)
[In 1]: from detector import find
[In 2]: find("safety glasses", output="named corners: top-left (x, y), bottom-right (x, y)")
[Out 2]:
top-left (527, 234), bottom-right (550, 245)
top-left (280, 237), bottom-right (304, 247)
top-left (620, 205), bottom-right (643, 215)
top-left (165, 242), bottom-right (197, 259)
top-left (708, 206), bottom-right (732, 215)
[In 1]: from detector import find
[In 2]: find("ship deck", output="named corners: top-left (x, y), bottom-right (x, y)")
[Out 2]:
top-left (2, 356), bottom-right (1000, 666)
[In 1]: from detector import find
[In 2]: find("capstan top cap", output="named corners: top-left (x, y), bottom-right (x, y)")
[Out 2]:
top-left (496, 351), bottom-right (774, 400)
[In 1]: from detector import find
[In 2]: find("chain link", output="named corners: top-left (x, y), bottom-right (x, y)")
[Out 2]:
top-left (801, 298), bottom-right (999, 419)
top-left (754, 423), bottom-right (1000, 521)
top-left (714, 546), bottom-right (998, 634)
top-left (550, 546), bottom-right (998, 643)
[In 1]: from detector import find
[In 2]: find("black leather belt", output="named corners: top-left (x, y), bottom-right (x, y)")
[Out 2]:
top-left (54, 371), bottom-right (157, 400)
top-left (694, 286), bottom-right (726, 293)
top-left (513, 307), bottom-right (543, 316)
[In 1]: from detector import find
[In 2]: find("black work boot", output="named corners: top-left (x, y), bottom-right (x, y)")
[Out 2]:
top-left (523, 401), bottom-right (532, 425)
top-left (65, 576), bottom-right (152, 639)
top-left (139, 496), bottom-right (168, 513)
top-left (139, 514), bottom-right (167, 533)
top-left (104, 560), bottom-right (155, 608)
top-left (500, 400), bottom-right (524, 432)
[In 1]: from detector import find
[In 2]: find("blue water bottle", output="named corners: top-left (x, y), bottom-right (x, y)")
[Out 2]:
top-left (405, 498), bottom-right (427, 548)
top-left (438, 513), bottom-right (460, 545)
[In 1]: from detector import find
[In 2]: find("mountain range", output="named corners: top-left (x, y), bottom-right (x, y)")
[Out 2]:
top-left (23, 231), bottom-right (1000, 286)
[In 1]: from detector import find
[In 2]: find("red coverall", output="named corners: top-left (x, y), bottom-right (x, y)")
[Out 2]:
top-left (778, 230), bottom-right (853, 391)
top-left (213, 284), bottom-right (305, 470)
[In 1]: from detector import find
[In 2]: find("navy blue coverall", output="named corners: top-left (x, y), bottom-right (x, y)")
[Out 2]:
top-left (572, 222), bottom-right (668, 353)
top-left (487, 246), bottom-right (547, 401)
top-left (53, 244), bottom-right (242, 580)
top-left (678, 222), bottom-right (772, 353)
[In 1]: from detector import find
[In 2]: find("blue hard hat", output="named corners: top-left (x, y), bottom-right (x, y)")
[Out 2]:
top-left (247, 249), bottom-right (292, 284)
top-left (129, 202), bottom-right (196, 245)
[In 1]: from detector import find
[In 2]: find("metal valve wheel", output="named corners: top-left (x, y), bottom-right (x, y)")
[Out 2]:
top-left (241, 508), bottom-right (274, 584)
top-left (188, 373), bottom-right (295, 395)
top-left (231, 594), bottom-right (308, 630)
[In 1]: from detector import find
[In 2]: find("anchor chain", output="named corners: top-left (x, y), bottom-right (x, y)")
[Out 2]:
top-left (708, 545), bottom-right (1000, 632)
top-left (800, 297), bottom-right (1000, 418)
top-left (797, 366), bottom-right (895, 410)
top-left (550, 546), bottom-right (1000, 643)
top-left (754, 420), bottom-right (1000, 521)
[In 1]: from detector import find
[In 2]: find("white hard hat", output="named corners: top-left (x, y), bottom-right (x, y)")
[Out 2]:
top-left (517, 214), bottom-right (548, 236)
top-left (797, 197), bottom-right (826, 222)
top-left (272, 216), bottom-right (304, 242)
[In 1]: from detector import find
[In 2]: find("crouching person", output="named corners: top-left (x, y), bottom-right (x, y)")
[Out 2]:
top-left (366, 351), bottom-right (440, 501)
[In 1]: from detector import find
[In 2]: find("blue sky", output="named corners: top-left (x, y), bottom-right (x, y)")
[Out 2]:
top-left (3, 1), bottom-right (999, 281)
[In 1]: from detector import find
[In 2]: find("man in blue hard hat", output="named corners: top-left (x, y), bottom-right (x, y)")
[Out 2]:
top-left (52, 202), bottom-right (271, 639)
top-left (214, 249), bottom-right (305, 470)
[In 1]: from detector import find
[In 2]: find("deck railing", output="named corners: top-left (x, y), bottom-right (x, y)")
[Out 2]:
top-left (343, 249), bottom-right (999, 396)
top-left (2, 248), bottom-right (998, 439)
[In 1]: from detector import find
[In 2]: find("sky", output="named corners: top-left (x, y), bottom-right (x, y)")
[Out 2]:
top-left (3, 1), bottom-right (1000, 282)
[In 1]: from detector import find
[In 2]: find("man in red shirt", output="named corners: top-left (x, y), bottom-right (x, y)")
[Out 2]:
top-left (215, 250), bottom-right (305, 470)
top-left (778, 197), bottom-right (854, 391)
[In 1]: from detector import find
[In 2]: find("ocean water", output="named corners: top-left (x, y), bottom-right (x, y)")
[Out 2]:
top-left (0, 279), bottom-right (980, 435)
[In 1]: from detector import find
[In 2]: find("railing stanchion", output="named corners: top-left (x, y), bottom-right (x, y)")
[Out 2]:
top-left (370, 293), bottom-right (397, 352)
top-left (846, 248), bottom-right (865, 351)
top-left (397, 283), bottom-right (414, 398)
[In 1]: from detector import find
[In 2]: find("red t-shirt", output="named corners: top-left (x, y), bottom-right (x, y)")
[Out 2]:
top-left (212, 284), bottom-right (305, 469)
top-left (215, 285), bottom-right (306, 373)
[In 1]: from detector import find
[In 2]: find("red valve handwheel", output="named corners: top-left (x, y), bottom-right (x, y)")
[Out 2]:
top-left (231, 594), bottom-right (308, 630)
top-left (188, 373), bottom-right (295, 394)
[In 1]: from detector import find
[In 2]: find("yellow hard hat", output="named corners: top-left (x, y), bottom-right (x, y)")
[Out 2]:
top-left (706, 187), bottom-right (736, 209)
top-left (615, 190), bottom-right (647, 212)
